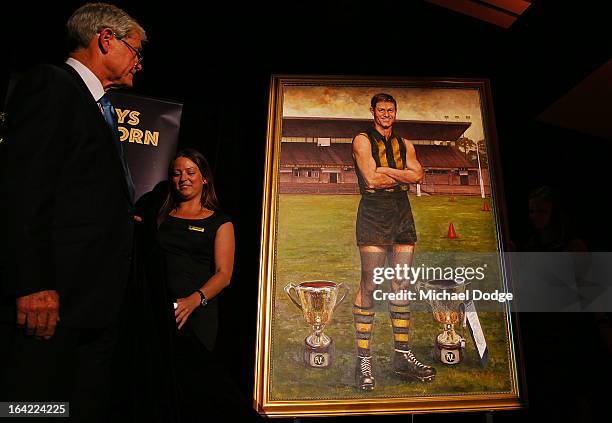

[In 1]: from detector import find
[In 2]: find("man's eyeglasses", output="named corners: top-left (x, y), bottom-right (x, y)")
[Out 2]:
top-left (113, 33), bottom-right (143, 64)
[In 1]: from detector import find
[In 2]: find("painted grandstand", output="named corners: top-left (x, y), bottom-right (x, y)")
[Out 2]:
top-left (279, 117), bottom-right (490, 195)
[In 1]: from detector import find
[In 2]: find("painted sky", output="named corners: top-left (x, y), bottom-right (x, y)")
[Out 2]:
top-left (283, 86), bottom-right (485, 141)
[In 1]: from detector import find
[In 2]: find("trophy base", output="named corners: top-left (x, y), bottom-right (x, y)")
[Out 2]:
top-left (304, 338), bottom-right (334, 368)
top-left (435, 338), bottom-right (465, 365)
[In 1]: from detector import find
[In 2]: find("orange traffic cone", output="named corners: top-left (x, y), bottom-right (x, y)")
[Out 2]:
top-left (482, 201), bottom-right (491, 212)
top-left (447, 223), bottom-right (457, 239)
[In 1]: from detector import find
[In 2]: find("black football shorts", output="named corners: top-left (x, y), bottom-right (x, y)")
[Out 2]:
top-left (356, 193), bottom-right (417, 246)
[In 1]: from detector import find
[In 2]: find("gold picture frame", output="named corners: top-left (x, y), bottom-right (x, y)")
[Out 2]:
top-left (254, 75), bottom-right (525, 417)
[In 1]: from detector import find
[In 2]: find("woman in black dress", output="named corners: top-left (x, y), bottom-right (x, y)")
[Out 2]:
top-left (158, 149), bottom-right (234, 343)
top-left (130, 148), bottom-right (258, 421)
top-left (156, 148), bottom-right (236, 421)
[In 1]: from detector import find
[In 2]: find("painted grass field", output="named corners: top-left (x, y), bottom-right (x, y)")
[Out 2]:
top-left (270, 194), bottom-right (515, 400)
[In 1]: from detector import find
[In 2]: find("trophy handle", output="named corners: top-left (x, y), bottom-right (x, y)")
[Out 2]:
top-left (333, 282), bottom-right (349, 311)
top-left (283, 283), bottom-right (303, 311)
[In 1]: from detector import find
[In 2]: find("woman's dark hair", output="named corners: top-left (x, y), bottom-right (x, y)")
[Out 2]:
top-left (157, 148), bottom-right (219, 226)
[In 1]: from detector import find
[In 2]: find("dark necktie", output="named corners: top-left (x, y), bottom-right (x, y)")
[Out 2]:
top-left (99, 94), bottom-right (135, 203)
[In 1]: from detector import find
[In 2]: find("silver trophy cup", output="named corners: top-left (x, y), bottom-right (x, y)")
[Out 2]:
top-left (284, 281), bottom-right (348, 368)
top-left (419, 279), bottom-right (468, 365)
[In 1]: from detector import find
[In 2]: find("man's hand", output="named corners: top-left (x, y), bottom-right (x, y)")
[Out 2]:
top-left (16, 290), bottom-right (60, 340)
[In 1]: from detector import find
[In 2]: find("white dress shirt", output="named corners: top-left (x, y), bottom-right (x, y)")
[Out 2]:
top-left (65, 57), bottom-right (105, 102)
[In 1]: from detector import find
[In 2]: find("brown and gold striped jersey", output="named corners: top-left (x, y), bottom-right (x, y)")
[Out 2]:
top-left (353, 127), bottom-right (409, 195)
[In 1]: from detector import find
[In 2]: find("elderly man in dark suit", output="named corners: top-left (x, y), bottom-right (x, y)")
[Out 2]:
top-left (0, 3), bottom-right (146, 421)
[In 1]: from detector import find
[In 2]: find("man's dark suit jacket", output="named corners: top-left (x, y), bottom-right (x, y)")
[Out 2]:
top-left (0, 63), bottom-right (134, 328)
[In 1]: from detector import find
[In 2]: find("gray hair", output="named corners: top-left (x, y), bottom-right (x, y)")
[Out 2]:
top-left (66, 3), bottom-right (147, 50)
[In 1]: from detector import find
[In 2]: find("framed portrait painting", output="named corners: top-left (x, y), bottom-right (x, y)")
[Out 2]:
top-left (254, 75), bottom-right (525, 417)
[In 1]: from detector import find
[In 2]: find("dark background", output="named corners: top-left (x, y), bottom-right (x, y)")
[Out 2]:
top-left (3, 1), bottom-right (611, 421)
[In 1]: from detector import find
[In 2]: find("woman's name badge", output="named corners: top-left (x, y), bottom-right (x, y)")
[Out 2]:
top-left (188, 225), bottom-right (205, 233)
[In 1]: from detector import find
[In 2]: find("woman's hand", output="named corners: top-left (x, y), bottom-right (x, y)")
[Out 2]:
top-left (175, 292), bottom-right (200, 330)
